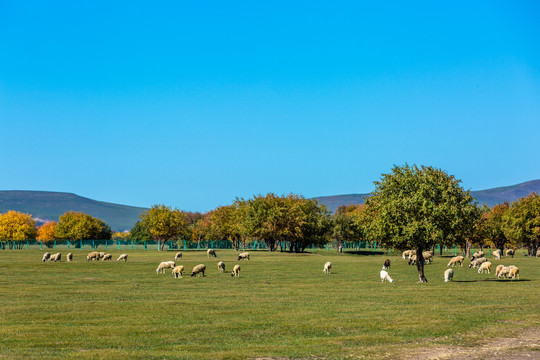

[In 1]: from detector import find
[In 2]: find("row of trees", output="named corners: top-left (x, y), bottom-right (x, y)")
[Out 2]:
top-left (1, 165), bottom-right (539, 281)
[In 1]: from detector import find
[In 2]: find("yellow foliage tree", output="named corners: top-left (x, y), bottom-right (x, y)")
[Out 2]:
top-left (37, 221), bottom-right (56, 247)
top-left (0, 211), bottom-right (37, 242)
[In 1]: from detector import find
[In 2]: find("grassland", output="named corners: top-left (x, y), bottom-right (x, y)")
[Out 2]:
top-left (0, 249), bottom-right (538, 359)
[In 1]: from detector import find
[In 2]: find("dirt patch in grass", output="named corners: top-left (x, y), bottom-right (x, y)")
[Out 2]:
top-left (400, 327), bottom-right (540, 360)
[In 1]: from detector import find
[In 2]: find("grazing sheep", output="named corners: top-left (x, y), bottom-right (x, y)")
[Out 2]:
top-left (498, 266), bottom-right (511, 279)
top-left (49, 253), bottom-right (61, 262)
top-left (98, 252), bottom-right (105, 259)
top-left (447, 256), bottom-right (464, 267)
top-left (471, 251), bottom-right (485, 261)
top-left (42, 252), bottom-right (51, 262)
top-left (102, 254), bottom-right (112, 261)
top-left (174, 252), bottom-right (182, 260)
top-left (407, 250), bottom-right (417, 259)
top-left (380, 270), bottom-right (394, 283)
top-left (237, 252), bottom-right (250, 261)
top-left (323, 262), bottom-right (332, 274)
top-left (505, 249), bottom-right (515, 258)
top-left (469, 257), bottom-right (487, 269)
top-left (423, 252), bottom-right (433, 264)
top-left (86, 251), bottom-right (99, 261)
top-left (156, 261), bottom-right (176, 274)
top-left (231, 264), bottom-right (241, 277)
top-left (207, 249), bottom-right (217, 258)
top-left (495, 264), bottom-right (505, 278)
top-left (508, 266), bottom-right (520, 280)
top-left (478, 261), bottom-right (492, 274)
top-left (402, 250), bottom-right (412, 259)
top-left (408, 254), bottom-right (417, 265)
top-left (67, 253), bottom-right (73, 262)
top-left (172, 265), bottom-right (184, 278)
top-left (116, 254), bottom-right (128, 262)
top-left (382, 259), bottom-right (391, 270)
top-left (217, 261), bottom-right (225, 272)
top-left (493, 249), bottom-right (502, 259)
top-left (191, 264), bottom-right (206, 277)
top-left (444, 268), bottom-right (454, 282)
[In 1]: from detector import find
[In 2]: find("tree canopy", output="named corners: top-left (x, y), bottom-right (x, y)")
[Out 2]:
top-left (55, 211), bottom-right (112, 241)
top-left (139, 204), bottom-right (187, 250)
top-left (504, 192), bottom-right (540, 256)
top-left (0, 211), bottom-right (37, 241)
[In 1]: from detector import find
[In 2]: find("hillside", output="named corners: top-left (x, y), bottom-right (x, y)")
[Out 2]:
top-left (0, 191), bottom-right (147, 231)
top-left (314, 179), bottom-right (540, 213)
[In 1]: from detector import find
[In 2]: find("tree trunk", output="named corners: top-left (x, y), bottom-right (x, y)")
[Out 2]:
top-left (439, 244), bottom-right (443, 256)
top-left (465, 240), bottom-right (472, 259)
top-left (416, 248), bottom-right (428, 283)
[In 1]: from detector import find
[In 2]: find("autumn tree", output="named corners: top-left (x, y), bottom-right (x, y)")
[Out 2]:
top-left (333, 204), bottom-right (365, 253)
top-left (484, 202), bottom-right (511, 252)
top-left (365, 165), bottom-right (477, 282)
top-left (210, 199), bottom-right (248, 251)
top-left (37, 221), bottom-right (57, 247)
top-left (504, 193), bottom-right (540, 256)
top-left (55, 211), bottom-right (112, 242)
top-left (139, 204), bottom-right (187, 251)
top-left (0, 211), bottom-right (37, 247)
top-left (128, 220), bottom-right (152, 242)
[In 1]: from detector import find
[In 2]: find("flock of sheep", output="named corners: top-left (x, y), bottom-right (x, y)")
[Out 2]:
top-left (40, 247), bottom-right (528, 283)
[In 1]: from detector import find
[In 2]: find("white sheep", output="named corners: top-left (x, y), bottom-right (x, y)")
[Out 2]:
top-left (380, 270), bottom-right (394, 283)
top-left (42, 252), bottom-right (51, 262)
top-left (477, 261), bottom-right (492, 274)
top-left (447, 256), bottom-right (464, 267)
top-left (156, 261), bottom-right (176, 274)
top-left (102, 254), bottom-right (112, 261)
top-left (323, 262), bottom-right (332, 274)
top-left (116, 254), bottom-right (128, 262)
top-left (98, 252), bottom-right (105, 259)
top-left (191, 264), bottom-right (206, 277)
top-left (508, 266), bottom-right (519, 280)
top-left (505, 249), bottom-right (515, 258)
top-left (471, 251), bottom-right (485, 261)
top-left (172, 265), bottom-right (184, 278)
top-left (217, 261), bottom-right (225, 273)
top-left (67, 253), bottom-right (73, 262)
top-left (493, 249), bottom-right (502, 259)
top-left (174, 252), bottom-right (182, 260)
top-left (469, 257), bottom-right (487, 269)
top-left (86, 251), bottom-right (99, 261)
top-left (49, 253), bottom-right (61, 262)
top-left (444, 268), bottom-right (454, 282)
top-left (495, 264), bottom-right (505, 278)
top-left (498, 266), bottom-right (511, 279)
top-left (231, 264), bottom-right (240, 277)
top-left (237, 252), bottom-right (250, 261)
top-left (207, 249), bottom-right (217, 258)
top-left (402, 250), bottom-right (412, 259)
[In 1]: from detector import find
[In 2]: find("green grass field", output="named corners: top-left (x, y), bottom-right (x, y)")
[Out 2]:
top-left (0, 249), bottom-right (538, 359)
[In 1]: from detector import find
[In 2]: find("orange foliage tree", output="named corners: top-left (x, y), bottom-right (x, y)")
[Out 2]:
top-left (37, 221), bottom-right (56, 247)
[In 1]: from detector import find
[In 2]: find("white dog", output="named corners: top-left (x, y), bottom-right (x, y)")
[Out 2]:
top-left (380, 270), bottom-right (394, 283)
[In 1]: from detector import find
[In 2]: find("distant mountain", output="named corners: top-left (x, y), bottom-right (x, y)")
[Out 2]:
top-left (0, 191), bottom-right (147, 231)
top-left (314, 179), bottom-right (540, 213)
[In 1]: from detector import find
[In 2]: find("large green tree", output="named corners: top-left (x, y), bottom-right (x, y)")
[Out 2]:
top-left (504, 193), bottom-right (540, 256)
top-left (210, 199), bottom-right (248, 251)
top-left (139, 205), bottom-right (187, 251)
top-left (365, 165), bottom-right (477, 282)
top-left (484, 202), bottom-right (511, 252)
top-left (332, 204), bottom-right (365, 253)
top-left (55, 211), bottom-right (112, 242)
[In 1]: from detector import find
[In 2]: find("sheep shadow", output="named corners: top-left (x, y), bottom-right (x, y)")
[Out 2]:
top-left (453, 279), bottom-right (531, 283)
top-left (345, 250), bottom-right (385, 256)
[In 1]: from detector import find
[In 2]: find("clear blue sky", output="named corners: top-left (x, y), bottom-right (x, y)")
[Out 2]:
top-left (1, 1), bottom-right (539, 212)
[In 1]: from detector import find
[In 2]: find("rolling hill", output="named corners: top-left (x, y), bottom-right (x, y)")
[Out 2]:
top-left (314, 179), bottom-right (540, 213)
top-left (0, 191), bottom-right (147, 231)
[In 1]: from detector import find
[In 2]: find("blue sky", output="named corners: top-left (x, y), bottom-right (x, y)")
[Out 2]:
top-left (1, 1), bottom-right (539, 211)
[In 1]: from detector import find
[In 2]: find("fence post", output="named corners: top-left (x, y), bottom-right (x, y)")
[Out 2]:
top-left (144, 240), bottom-right (147, 250)
top-left (184, 241), bottom-right (186, 251)
top-left (455, 245), bottom-right (457, 255)
top-left (92, 240), bottom-right (95, 250)
top-left (131, 240), bottom-right (134, 250)
top-left (327, 243), bottom-right (329, 251)
top-left (80, 239), bottom-right (82, 249)
top-left (40, 241), bottom-right (43, 250)
top-left (54, 239), bottom-right (56, 250)
top-left (473, 246), bottom-right (475, 255)
top-left (68, 241), bottom-right (70, 249)
top-left (118, 239), bottom-right (120, 250)
top-left (374, 242), bottom-right (377, 252)
top-left (211, 240), bottom-right (214, 249)
top-left (27, 240), bottom-right (29, 250)
top-left (489, 248), bottom-right (491, 256)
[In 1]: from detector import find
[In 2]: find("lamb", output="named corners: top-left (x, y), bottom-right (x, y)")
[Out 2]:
top-left (505, 249), bottom-right (515, 258)
top-left (102, 254), bottom-right (112, 261)
top-left (469, 257), bottom-right (487, 269)
top-left (231, 264), bottom-right (241, 277)
top-left (156, 261), bottom-right (176, 274)
top-left (67, 253), bottom-right (73, 262)
top-left (116, 254), bottom-right (128, 261)
top-left (477, 261), bottom-right (492, 274)
top-left (444, 268), bottom-right (454, 282)
top-left (42, 252), bottom-right (51, 262)
top-left (237, 252), bottom-right (250, 261)
top-left (174, 252), bottom-right (182, 260)
top-left (49, 253), bottom-right (61, 262)
top-left (172, 265), bottom-right (184, 278)
top-left (495, 264), bottom-right (505, 278)
top-left (86, 251), bottom-right (99, 261)
top-left (471, 251), bottom-right (485, 261)
top-left (493, 249), bottom-right (502, 259)
top-left (323, 261), bottom-right (332, 274)
top-left (217, 261), bottom-right (225, 272)
top-left (191, 264), bottom-right (206, 277)
top-left (508, 266), bottom-right (519, 280)
top-left (447, 256), bottom-right (464, 267)
top-left (380, 270), bottom-right (394, 283)
top-left (207, 249), bottom-right (217, 258)
top-left (382, 259), bottom-right (391, 270)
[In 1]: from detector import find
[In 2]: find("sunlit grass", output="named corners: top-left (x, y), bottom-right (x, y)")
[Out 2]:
top-left (0, 249), bottom-right (538, 359)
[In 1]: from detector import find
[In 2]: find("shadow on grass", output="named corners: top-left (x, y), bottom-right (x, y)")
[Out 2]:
top-left (453, 279), bottom-right (531, 283)
top-left (345, 250), bottom-right (385, 256)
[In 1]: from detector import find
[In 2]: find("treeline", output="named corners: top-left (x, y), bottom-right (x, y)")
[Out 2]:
top-left (1, 165), bottom-right (539, 264)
